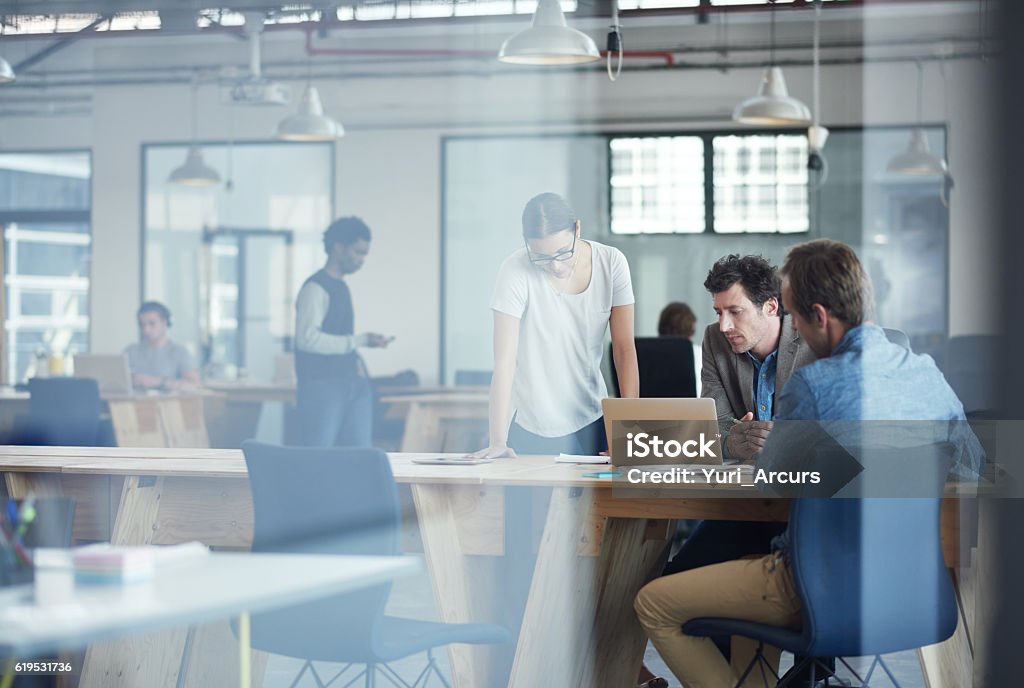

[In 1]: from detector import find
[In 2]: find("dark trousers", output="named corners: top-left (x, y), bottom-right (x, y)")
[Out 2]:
top-left (296, 375), bottom-right (373, 448)
top-left (663, 519), bottom-right (788, 576)
top-left (507, 416), bottom-right (608, 455)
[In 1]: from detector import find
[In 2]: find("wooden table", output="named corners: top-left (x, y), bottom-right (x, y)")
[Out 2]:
top-left (378, 393), bottom-right (489, 453)
top-left (0, 448), bottom-right (975, 688)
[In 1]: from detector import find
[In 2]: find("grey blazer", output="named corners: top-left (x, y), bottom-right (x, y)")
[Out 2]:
top-left (700, 314), bottom-right (818, 459)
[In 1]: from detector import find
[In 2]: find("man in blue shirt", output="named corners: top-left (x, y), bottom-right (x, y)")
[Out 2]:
top-left (635, 239), bottom-right (981, 688)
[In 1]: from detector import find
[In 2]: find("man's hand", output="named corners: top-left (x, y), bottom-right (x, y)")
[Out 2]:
top-left (726, 411), bottom-right (774, 462)
top-left (132, 373), bottom-right (162, 389)
top-left (365, 333), bottom-right (394, 348)
top-left (466, 444), bottom-right (517, 459)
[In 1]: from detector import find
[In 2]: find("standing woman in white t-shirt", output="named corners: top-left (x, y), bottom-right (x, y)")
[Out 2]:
top-left (470, 192), bottom-right (639, 458)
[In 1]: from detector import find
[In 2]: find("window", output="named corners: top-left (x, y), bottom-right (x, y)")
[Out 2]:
top-left (713, 134), bottom-right (808, 234)
top-left (143, 142), bottom-right (333, 381)
top-left (0, 152), bottom-right (92, 383)
top-left (609, 136), bottom-right (705, 234)
top-left (609, 132), bottom-right (809, 235)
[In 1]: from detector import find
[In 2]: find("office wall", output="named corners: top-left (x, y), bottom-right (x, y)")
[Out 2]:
top-left (0, 29), bottom-right (999, 384)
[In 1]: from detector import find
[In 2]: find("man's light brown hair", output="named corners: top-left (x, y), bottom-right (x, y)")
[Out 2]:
top-left (780, 239), bottom-right (874, 327)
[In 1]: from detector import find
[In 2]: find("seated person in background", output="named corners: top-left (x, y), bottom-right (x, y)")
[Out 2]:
top-left (657, 301), bottom-right (701, 391)
top-left (634, 239), bottom-right (982, 688)
top-left (124, 301), bottom-right (200, 391)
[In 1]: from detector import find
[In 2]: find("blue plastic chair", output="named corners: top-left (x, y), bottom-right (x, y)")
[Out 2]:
top-left (16, 378), bottom-right (110, 446)
top-left (682, 496), bottom-right (957, 687)
top-left (241, 441), bottom-right (509, 688)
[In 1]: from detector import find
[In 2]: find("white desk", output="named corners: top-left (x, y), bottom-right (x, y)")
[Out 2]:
top-left (0, 553), bottom-right (417, 671)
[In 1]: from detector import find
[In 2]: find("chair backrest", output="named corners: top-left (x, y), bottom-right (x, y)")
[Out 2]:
top-left (23, 378), bottom-right (102, 446)
top-left (612, 337), bottom-right (696, 398)
top-left (943, 335), bottom-right (1000, 414)
top-left (789, 455), bottom-right (957, 657)
top-left (241, 441), bottom-right (400, 661)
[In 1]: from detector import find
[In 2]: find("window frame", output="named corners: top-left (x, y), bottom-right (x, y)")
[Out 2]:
top-left (0, 148), bottom-right (93, 385)
top-left (607, 128), bottom-right (816, 236)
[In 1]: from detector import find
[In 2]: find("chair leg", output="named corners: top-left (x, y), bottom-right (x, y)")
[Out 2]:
top-left (366, 664), bottom-right (376, 688)
top-left (733, 642), bottom-right (763, 688)
top-left (308, 662), bottom-right (330, 688)
top-left (430, 650), bottom-right (451, 688)
top-left (377, 661), bottom-right (418, 688)
top-left (874, 655), bottom-right (902, 688)
top-left (322, 664), bottom-right (358, 687)
top-left (732, 642), bottom-right (781, 688)
top-left (288, 661), bottom-right (314, 688)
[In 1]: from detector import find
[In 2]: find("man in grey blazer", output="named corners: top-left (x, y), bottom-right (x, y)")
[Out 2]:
top-left (701, 255), bottom-right (818, 463)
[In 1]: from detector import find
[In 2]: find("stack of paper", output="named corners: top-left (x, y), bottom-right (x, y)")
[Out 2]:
top-left (72, 546), bottom-right (156, 584)
top-left (71, 542), bottom-right (209, 584)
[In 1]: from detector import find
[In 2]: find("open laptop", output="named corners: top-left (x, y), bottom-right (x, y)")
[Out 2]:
top-left (74, 354), bottom-right (133, 395)
top-left (602, 397), bottom-right (724, 466)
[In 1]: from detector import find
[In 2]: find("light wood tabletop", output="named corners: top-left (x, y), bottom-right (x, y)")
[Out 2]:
top-left (0, 447), bottom-right (980, 688)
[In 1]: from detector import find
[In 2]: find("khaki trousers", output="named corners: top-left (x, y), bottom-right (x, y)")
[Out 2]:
top-left (634, 554), bottom-right (802, 688)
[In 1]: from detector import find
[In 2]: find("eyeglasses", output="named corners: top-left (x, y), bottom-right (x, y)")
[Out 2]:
top-left (525, 231), bottom-right (577, 265)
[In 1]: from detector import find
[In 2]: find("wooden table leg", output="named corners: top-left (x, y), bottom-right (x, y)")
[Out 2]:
top-left (508, 487), bottom-right (672, 688)
top-left (79, 476), bottom-right (266, 688)
top-left (920, 498), bottom-right (976, 688)
top-left (411, 483), bottom-right (500, 687)
top-left (3, 471), bottom-right (63, 499)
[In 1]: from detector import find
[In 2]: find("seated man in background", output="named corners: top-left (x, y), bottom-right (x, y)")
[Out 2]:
top-left (657, 301), bottom-right (701, 390)
top-left (124, 301), bottom-right (201, 391)
top-left (634, 239), bottom-right (982, 688)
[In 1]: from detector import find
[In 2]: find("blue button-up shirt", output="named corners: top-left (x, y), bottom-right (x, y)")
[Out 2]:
top-left (761, 324), bottom-right (984, 557)
top-left (746, 349), bottom-right (778, 421)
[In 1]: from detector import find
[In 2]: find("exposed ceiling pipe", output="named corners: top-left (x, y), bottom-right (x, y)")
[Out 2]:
top-left (0, 49), bottom-right (990, 91)
top-left (302, 26), bottom-right (676, 65)
top-left (0, 0), bottom-right (970, 44)
top-left (11, 14), bottom-right (108, 73)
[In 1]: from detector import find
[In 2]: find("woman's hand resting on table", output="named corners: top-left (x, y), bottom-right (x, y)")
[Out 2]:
top-left (466, 444), bottom-right (518, 459)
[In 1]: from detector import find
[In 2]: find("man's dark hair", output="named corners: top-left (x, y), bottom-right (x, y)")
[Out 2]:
top-left (703, 254), bottom-right (782, 311)
top-left (780, 239), bottom-right (874, 328)
top-left (137, 301), bottom-right (172, 326)
top-left (323, 216), bottom-right (372, 253)
top-left (658, 302), bottom-right (697, 338)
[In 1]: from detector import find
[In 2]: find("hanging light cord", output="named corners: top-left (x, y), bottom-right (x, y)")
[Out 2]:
top-left (769, 0), bottom-right (777, 67)
top-left (189, 74), bottom-right (200, 143)
top-left (809, 0), bottom-right (828, 188)
top-left (812, 0), bottom-right (821, 128)
top-left (606, 0), bottom-right (623, 81)
top-left (940, 59), bottom-right (954, 204)
top-left (915, 60), bottom-right (925, 125)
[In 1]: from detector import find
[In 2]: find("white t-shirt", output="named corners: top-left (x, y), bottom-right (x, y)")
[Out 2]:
top-left (490, 240), bottom-right (635, 437)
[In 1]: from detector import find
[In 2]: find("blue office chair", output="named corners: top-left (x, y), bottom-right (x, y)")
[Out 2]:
top-left (682, 496), bottom-right (957, 687)
top-left (15, 378), bottom-right (109, 446)
top-left (241, 441), bottom-right (509, 688)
